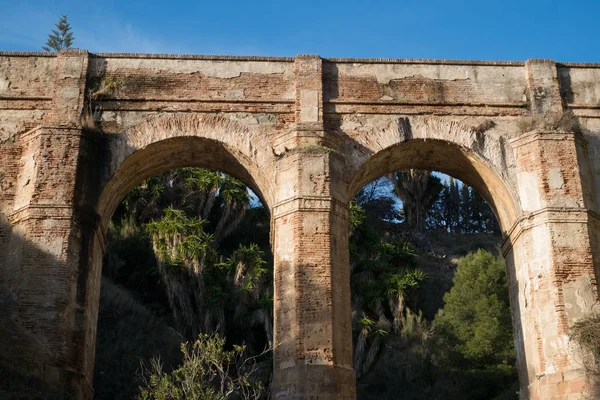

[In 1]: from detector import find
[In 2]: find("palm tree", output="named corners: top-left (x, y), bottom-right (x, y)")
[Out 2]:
top-left (213, 175), bottom-right (251, 245)
top-left (146, 208), bottom-right (215, 337)
top-left (227, 244), bottom-right (273, 347)
top-left (120, 168), bottom-right (251, 243)
top-left (354, 313), bottom-right (387, 378)
top-left (140, 169), bottom-right (272, 348)
top-left (348, 202), bottom-right (428, 376)
top-left (390, 170), bottom-right (443, 232)
top-left (385, 269), bottom-right (427, 333)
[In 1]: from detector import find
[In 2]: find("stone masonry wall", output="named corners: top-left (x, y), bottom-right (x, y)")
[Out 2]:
top-left (1, 51), bottom-right (600, 399)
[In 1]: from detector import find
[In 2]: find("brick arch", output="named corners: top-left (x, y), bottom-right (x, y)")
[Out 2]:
top-left (97, 113), bottom-right (276, 231)
top-left (3, 52), bottom-right (598, 400)
top-left (80, 113), bottom-right (277, 393)
top-left (344, 116), bottom-right (520, 230)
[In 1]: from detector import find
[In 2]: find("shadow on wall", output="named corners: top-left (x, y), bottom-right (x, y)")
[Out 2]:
top-left (0, 121), bottom-right (277, 399)
top-left (0, 218), bottom-right (66, 399)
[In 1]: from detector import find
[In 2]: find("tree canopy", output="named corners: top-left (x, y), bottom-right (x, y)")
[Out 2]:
top-left (42, 15), bottom-right (74, 52)
top-left (93, 166), bottom-right (514, 399)
top-left (433, 249), bottom-right (515, 370)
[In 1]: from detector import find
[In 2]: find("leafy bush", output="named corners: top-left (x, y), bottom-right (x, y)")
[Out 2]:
top-left (138, 333), bottom-right (269, 400)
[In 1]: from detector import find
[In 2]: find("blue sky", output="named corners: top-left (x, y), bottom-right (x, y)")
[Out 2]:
top-left (1, 0), bottom-right (598, 62)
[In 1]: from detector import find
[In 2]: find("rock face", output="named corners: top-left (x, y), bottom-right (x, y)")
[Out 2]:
top-left (0, 50), bottom-right (599, 399)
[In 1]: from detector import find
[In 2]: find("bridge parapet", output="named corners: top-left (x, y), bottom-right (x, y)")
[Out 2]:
top-left (0, 51), bottom-right (599, 399)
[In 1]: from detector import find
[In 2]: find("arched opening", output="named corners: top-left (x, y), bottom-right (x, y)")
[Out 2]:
top-left (347, 139), bottom-right (518, 230)
top-left (346, 139), bottom-right (523, 399)
top-left (86, 128), bottom-right (276, 398)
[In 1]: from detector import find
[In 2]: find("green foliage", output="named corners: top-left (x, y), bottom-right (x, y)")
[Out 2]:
top-left (144, 205), bottom-right (272, 343)
top-left (433, 249), bottom-right (515, 368)
top-left (138, 333), bottom-right (268, 400)
top-left (351, 237), bottom-right (422, 316)
top-left (428, 177), bottom-right (499, 234)
top-left (95, 164), bottom-right (511, 399)
top-left (350, 208), bottom-right (428, 377)
top-left (42, 15), bottom-right (74, 52)
top-left (96, 168), bottom-right (273, 398)
top-left (118, 168), bottom-right (251, 246)
top-left (391, 170), bottom-right (443, 232)
top-left (354, 313), bottom-right (388, 378)
top-left (356, 309), bottom-right (439, 400)
top-left (349, 200), bottom-right (367, 232)
top-left (354, 172), bottom-right (499, 234)
top-left (353, 178), bottom-right (398, 224)
top-left (146, 207), bottom-right (213, 267)
top-left (103, 220), bottom-right (170, 314)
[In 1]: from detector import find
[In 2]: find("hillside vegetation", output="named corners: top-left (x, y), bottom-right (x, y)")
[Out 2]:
top-left (90, 168), bottom-right (517, 399)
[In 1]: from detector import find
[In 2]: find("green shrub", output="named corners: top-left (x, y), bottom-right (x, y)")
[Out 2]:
top-left (138, 333), bottom-right (269, 400)
top-left (433, 249), bottom-right (515, 368)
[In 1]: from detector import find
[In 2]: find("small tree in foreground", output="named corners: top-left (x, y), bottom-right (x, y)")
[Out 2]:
top-left (431, 249), bottom-right (518, 399)
top-left (138, 333), bottom-right (270, 400)
top-left (433, 249), bottom-right (514, 368)
top-left (42, 15), bottom-right (74, 52)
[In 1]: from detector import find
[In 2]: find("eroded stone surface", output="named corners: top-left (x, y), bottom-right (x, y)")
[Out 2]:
top-left (0, 51), bottom-right (599, 400)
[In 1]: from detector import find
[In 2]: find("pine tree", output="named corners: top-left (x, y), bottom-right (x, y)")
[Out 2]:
top-left (42, 15), bottom-right (74, 52)
top-left (437, 177), bottom-right (462, 232)
top-left (433, 249), bottom-right (515, 368)
top-left (468, 188), bottom-right (499, 233)
top-left (459, 183), bottom-right (472, 233)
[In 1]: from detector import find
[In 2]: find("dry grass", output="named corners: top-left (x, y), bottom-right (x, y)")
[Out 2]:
top-left (471, 119), bottom-right (496, 135)
top-left (81, 75), bottom-right (123, 132)
top-left (571, 314), bottom-right (600, 398)
top-left (81, 108), bottom-right (98, 131)
top-left (517, 111), bottom-right (583, 134)
top-left (89, 76), bottom-right (122, 101)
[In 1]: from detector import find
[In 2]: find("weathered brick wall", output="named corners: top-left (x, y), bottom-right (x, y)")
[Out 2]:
top-left (0, 53), bottom-right (55, 143)
top-left (0, 143), bottom-right (20, 276)
top-left (324, 59), bottom-right (527, 105)
top-left (1, 52), bottom-right (600, 400)
top-left (558, 63), bottom-right (600, 214)
top-left (88, 54), bottom-right (296, 136)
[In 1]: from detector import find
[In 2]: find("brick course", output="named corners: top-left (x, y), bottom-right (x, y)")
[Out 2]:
top-left (1, 51), bottom-right (600, 399)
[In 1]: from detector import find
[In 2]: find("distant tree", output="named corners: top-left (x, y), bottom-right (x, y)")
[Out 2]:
top-left (390, 170), bottom-right (443, 232)
top-left (429, 177), bottom-right (461, 232)
top-left (42, 15), bottom-right (74, 52)
top-left (469, 188), bottom-right (500, 233)
top-left (427, 177), bottom-right (499, 234)
top-left (460, 183), bottom-right (472, 233)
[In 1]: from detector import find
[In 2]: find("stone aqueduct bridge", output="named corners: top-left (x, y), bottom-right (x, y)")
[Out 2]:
top-left (0, 50), bottom-right (599, 399)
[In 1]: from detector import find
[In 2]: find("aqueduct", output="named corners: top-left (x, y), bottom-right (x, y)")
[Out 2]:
top-left (1, 50), bottom-right (600, 399)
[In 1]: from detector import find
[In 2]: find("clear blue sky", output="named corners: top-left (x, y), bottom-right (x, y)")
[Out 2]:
top-left (1, 0), bottom-right (599, 62)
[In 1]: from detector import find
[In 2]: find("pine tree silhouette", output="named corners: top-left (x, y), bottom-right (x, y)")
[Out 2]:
top-left (43, 15), bottom-right (74, 52)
